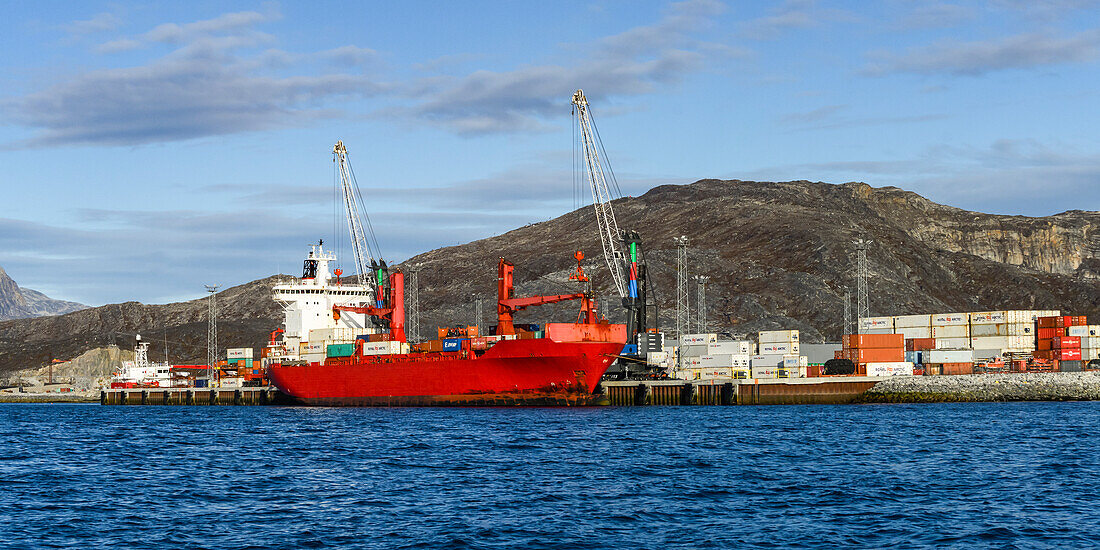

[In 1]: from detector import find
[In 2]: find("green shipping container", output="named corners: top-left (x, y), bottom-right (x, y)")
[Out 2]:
top-left (327, 343), bottom-right (356, 357)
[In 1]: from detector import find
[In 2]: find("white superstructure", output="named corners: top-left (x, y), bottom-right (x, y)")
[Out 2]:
top-left (273, 242), bottom-right (380, 358)
top-left (113, 336), bottom-right (173, 387)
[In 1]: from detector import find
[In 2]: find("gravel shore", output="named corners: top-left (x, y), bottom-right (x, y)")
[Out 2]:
top-left (861, 372), bottom-right (1100, 403)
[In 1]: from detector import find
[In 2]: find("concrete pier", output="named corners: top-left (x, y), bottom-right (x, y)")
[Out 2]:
top-left (101, 386), bottom-right (292, 406)
top-left (601, 377), bottom-right (882, 406)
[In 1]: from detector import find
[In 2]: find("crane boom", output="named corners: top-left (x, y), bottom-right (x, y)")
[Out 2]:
top-left (572, 90), bottom-right (628, 299)
top-left (333, 140), bottom-right (377, 294)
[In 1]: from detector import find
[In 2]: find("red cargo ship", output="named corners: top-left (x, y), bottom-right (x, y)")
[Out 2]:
top-left (265, 247), bottom-right (626, 406)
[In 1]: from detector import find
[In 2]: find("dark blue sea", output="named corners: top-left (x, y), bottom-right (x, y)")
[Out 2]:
top-left (3, 402), bottom-right (1100, 549)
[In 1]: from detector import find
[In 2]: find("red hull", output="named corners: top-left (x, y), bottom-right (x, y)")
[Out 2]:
top-left (266, 337), bottom-right (623, 407)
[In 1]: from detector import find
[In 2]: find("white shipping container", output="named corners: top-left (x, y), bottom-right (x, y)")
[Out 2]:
top-left (302, 352), bottom-right (325, 364)
top-left (932, 313), bottom-right (968, 326)
top-left (969, 311), bottom-right (1007, 324)
top-left (970, 324), bottom-right (1009, 337)
top-left (1005, 310), bottom-right (1057, 323)
top-left (935, 337), bottom-right (971, 349)
top-left (646, 352), bottom-right (669, 366)
top-left (1085, 337), bottom-right (1100, 349)
top-left (681, 356), bottom-right (703, 367)
top-left (799, 355), bottom-right (809, 367)
top-left (698, 367), bottom-right (733, 380)
top-left (681, 333), bottom-right (717, 345)
top-left (893, 314), bottom-right (932, 328)
top-left (859, 317), bottom-right (894, 330)
top-left (1007, 335), bottom-right (1036, 350)
top-left (862, 328), bottom-right (895, 334)
top-left (751, 354), bottom-right (783, 368)
top-left (897, 327), bottom-right (933, 339)
top-left (866, 362), bottom-right (915, 376)
top-left (362, 341), bottom-right (402, 355)
top-left (309, 328), bottom-right (334, 342)
top-left (932, 325), bottom-right (970, 338)
top-left (758, 342), bottom-right (799, 355)
top-left (1066, 326), bottom-right (1100, 337)
top-left (927, 349), bottom-right (973, 363)
top-left (300, 342), bottom-right (325, 354)
top-left (1082, 348), bottom-right (1100, 361)
top-left (751, 365), bottom-right (779, 379)
top-left (758, 330), bottom-right (799, 343)
top-left (970, 336), bottom-right (1010, 350)
top-left (698, 354), bottom-right (733, 367)
top-left (708, 341), bottom-right (754, 354)
top-left (227, 348), bottom-right (253, 359)
top-left (1007, 323), bottom-right (1034, 336)
top-left (680, 344), bottom-right (709, 357)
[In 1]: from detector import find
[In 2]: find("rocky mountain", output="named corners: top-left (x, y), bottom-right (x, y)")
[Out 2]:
top-left (1, 179), bottom-right (1097, 378)
top-left (0, 266), bottom-right (87, 321)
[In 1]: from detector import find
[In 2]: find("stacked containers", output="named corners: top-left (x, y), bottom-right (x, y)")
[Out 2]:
top-left (1035, 316), bottom-right (1087, 361)
top-left (1070, 325), bottom-right (1100, 361)
top-left (840, 334), bottom-right (904, 370)
top-left (931, 313), bottom-right (969, 349)
top-left (893, 315), bottom-right (932, 340)
top-left (755, 331), bottom-right (801, 375)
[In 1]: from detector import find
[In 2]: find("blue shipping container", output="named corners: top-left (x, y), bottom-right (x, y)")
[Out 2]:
top-left (621, 344), bottom-right (638, 355)
top-left (195, 379), bottom-right (208, 388)
top-left (441, 339), bottom-right (463, 351)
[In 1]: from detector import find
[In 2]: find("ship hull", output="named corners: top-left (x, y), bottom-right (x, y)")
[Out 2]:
top-left (266, 337), bottom-right (623, 407)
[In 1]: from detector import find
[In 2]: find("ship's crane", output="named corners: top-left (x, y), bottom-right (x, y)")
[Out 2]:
top-left (333, 140), bottom-right (403, 336)
top-left (334, 140), bottom-right (387, 305)
top-left (571, 89), bottom-right (652, 351)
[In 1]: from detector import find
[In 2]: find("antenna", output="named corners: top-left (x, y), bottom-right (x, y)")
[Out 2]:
top-left (695, 275), bottom-right (710, 333)
top-left (854, 239), bottom-right (871, 334)
top-left (205, 284), bottom-right (219, 388)
top-left (675, 236), bottom-right (690, 339)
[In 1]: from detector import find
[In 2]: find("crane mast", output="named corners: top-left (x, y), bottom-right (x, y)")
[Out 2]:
top-left (333, 140), bottom-right (380, 302)
top-left (572, 90), bottom-right (628, 299)
top-left (571, 90), bottom-right (649, 348)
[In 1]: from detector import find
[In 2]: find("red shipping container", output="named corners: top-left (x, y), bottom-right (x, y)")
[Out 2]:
top-left (1055, 348), bottom-right (1082, 361)
top-left (1033, 350), bottom-right (1052, 360)
top-left (1037, 339), bottom-right (1053, 351)
top-left (1037, 327), bottom-right (1062, 339)
top-left (844, 333), bottom-right (904, 349)
top-left (906, 338), bottom-right (936, 351)
top-left (855, 348), bottom-right (905, 362)
top-left (1041, 315), bottom-right (1088, 328)
top-left (1053, 336), bottom-right (1081, 349)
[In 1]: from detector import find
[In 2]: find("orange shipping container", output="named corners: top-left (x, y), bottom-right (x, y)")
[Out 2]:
top-left (941, 362), bottom-right (973, 375)
top-left (854, 348), bottom-right (905, 363)
top-left (906, 338), bottom-right (936, 351)
top-left (844, 333), bottom-right (904, 350)
top-left (1037, 339), bottom-right (1052, 351)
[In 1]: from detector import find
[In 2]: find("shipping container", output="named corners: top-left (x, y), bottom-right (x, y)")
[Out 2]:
top-left (1037, 327), bottom-right (1063, 339)
top-left (326, 343), bottom-right (356, 357)
top-left (858, 316), bottom-right (894, 330)
top-left (1038, 315), bottom-right (1088, 328)
top-left (751, 365), bottom-right (779, 379)
top-left (940, 362), bottom-right (973, 375)
top-left (1053, 336), bottom-right (1081, 349)
top-left (932, 313), bottom-right (968, 326)
top-left (854, 348), bottom-right (905, 363)
top-left (1007, 323), bottom-right (1034, 336)
top-left (227, 348), bottom-right (253, 359)
top-left (681, 333), bottom-right (717, 345)
top-left (905, 350), bottom-right (922, 364)
top-left (866, 362), bottom-right (914, 376)
top-left (646, 351), bottom-right (669, 365)
top-left (932, 325), bottom-right (969, 338)
top-left (758, 342), bottom-right (799, 355)
top-left (896, 326), bottom-right (933, 339)
top-left (1006, 310), bottom-right (1059, 324)
top-left (928, 349), bottom-right (973, 363)
top-left (680, 344), bottom-right (708, 357)
top-left (362, 340), bottom-right (403, 355)
top-left (969, 311), bottom-right (1007, 324)
top-left (862, 328), bottom-right (895, 334)
top-left (970, 323), bottom-right (1009, 337)
top-left (1066, 325), bottom-right (1100, 337)
top-left (758, 330), bottom-right (799, 343)
top-left (844, 333), bottom-right (904, 349)
top-left (708, 341), bottom-right (754, 354)
top-left (893, 314), bottom-right (932, 328)
top-left (934, 337), bottom-right (970, 349)
top-left (969, 336), bottom-right (1010, 350)
top-left (906, 338), bottom-right (937, 351)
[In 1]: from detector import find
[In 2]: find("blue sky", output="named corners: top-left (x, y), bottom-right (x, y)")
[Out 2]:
top-left (2, 0), bottom-right (1099, 306)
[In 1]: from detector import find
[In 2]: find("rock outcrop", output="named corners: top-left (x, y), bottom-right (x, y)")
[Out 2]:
top-left (0, 266), bottom-right (87, 321)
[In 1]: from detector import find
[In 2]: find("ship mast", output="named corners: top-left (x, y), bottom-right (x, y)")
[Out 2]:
top-left (333, 140), bottom-right (382, 295)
